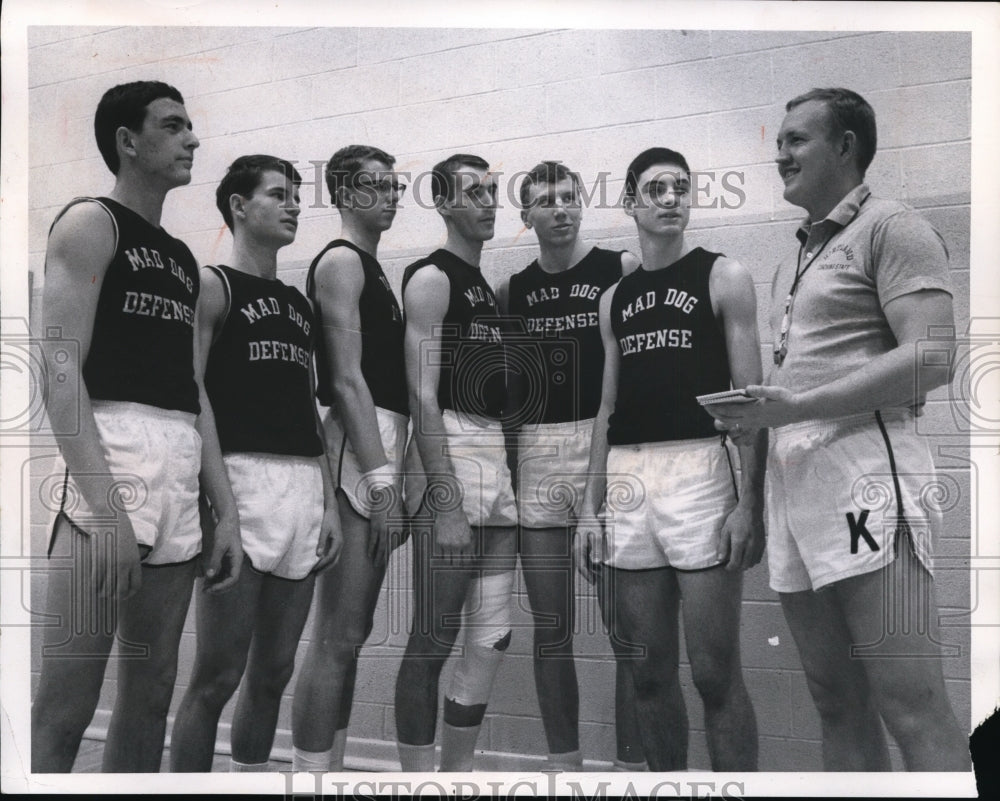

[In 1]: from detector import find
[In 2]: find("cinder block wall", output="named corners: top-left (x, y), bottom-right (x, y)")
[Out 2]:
top-left (27, 27), bottom-right (971, 771)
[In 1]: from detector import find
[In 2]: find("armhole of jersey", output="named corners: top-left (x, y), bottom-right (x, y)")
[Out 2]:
top-left (47, 197), bottom-right (120, 263)
top-left (204, 265), bottom-right (232, 344)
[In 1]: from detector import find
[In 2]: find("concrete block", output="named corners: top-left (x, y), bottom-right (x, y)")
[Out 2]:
top-left (937, 622), bottom-right (971, 681)
top-left (29, 26), bottom-right (113, 49)
top-left (921, 206), bottom-right (970, 270)
top-left (488, 713), bottom-right (548, 756)
top-left (599, 29), bottom-right (712, 74)
top-left (269, 28), bottom-right (358, 80)
top-left (758, 733), bottom-right (822, 771)
top-left (578, 721), bottom-right (617, 762)
top-left (489, 653), bottom-right (543, 718)
top-left (946, 678), bottom-right (972, 731)
top-left (358, 85), bottom-right (546, 155)
top-left (399, 43), bottom-right (497, 105)
top-left (28, 108), bottom-right (92, 171)
top-left (898, 32), bottom-right (971, 86)
top-left (707, 103), bottom-right (789, 170)
top-left (497, 31), bottom-right (603, 89)
top-left (738, 600), bottom-right (802, 670)
top-left (308, 62), bottom-right (401, 120)
top-left (655, 51), bottom-right (772, 120)
top-left (345, 701), bottom-right (388, 742)
top-left (687, 163), bottom-right (775, 229)
top-left (358, 27), bottom-right (530, 65)
top-left (29, 28), bottom-right (162, 87)
top-left (195, 77), bottom-right (312, 140)
top-left (159, 41), bottom-right (285, 100)
top-left (744, 668), bottom-right (793, 738)
top-left (902, 143), bottom-right (970, 208)
top-left (872, 83), bottom-right (970, 151)
top-left (772, 33), bottom-right (902, 101)
top-left (788, 670), bottom-right (820, 739)
top-left (575, 658), bottom-right (618, 724)
top-left (543, 69), bottom-right (658, 134)
top-left (710, 30), bottom-right (859, 57)
top-left (29, 160), bottom-right (100, 214)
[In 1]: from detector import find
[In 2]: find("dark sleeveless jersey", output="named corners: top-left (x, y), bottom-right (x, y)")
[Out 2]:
top-left (402, 249), bottom-right (506, 419)
top-left (306, 239), bottom-right (408, 416)
top-left (607, 248), bottom-right (732, 445)
top-left (203, 265), bottom-right (322, 457)
top-left (48, 197), bottom-right (200, 413)
top-left (507, 247), bottom-right (623, 423)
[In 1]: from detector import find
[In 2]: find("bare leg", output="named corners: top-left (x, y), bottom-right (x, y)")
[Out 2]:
top-left (102, 557), bottom-right (198, 772)
top-left (231, 572), bottom-right (317, 765)
top-left (597, 564), bottom-right (665, 768)
top-left (394, 525), bottom-right (475, 746)
top-left (519, 526), bottom-right (579, 756)
top-left (31, 519), bottom-right (116, 772)
top-left (836, 544), bottom-right (970, 770)
top-left (292, 496), bottom-right (387, 755)
top-left (602, 566), bottom-right (687, 771)
top-left (780, 588), bottom-right (891, 770)
top-left (676, 567), bottom-right (758, 771)
top-left (169, 567), bottom-right (261, 771)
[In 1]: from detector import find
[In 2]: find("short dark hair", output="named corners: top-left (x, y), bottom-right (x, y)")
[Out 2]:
top-left (94, 81), bottom-right (185, 174)
top-left (431, 153), bottom-right (490, 203)
top-left (786, 87), bottom-right (877, 175)
top-left (215, 154), bottom-right (302, 231)
top-left (325, 144), bottom-right (396, 208)
top-left (518, 161), bottom-right (582, 209)
top-left (624, 147), bottom-right (691, 199)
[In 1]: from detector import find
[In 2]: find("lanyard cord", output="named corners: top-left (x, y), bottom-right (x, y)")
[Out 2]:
top-left (774, 194), bottom-right (869, 366)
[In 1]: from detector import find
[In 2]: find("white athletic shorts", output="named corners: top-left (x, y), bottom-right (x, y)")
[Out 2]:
top-left (47, 400), bottom-right (202, 566)
top-left (602, 435), bottom-right (738, 570)
top-left (224, 452), bottom-right (324, 580)
top-left (323, 406), bottom-right (409, 518)
top-left (404, 409), bottom-right (517, 528)
top-left (517, 419), bottom-right (593, 529)
top-left (766, 410), bottom-right (938, 593)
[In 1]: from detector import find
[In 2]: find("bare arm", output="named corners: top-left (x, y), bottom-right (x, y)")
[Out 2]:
top-left (710, 257), bottom-right (766, 571)
top-left (403, 266), bottom-right (472, 558)
top-left (310, 355), bottom-right (344, 573)
top-left (315, 248), bottom-right (389, 472)
top-left (620, 250), bottom-right (640, 276)
top-left (574, 284), bottom-right (620, 583)
top-left (710, 289), bottom-right (955, 431)
top-left (42, 202), bottom-right (141, 599)
top-left (193, 268), bottom-right (243, 592)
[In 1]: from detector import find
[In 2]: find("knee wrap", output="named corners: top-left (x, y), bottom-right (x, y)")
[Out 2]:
top-left (447, 571), bottom-right (514, 707)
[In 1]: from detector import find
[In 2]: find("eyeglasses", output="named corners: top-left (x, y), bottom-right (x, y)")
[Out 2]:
top-left (354, 178), bottom-right (407, 197)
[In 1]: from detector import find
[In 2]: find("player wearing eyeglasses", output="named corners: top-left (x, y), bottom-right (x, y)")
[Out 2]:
top-left (291, 145), bottom-right (410, 772)
top-left (575, 147), bottom-right (765, 771)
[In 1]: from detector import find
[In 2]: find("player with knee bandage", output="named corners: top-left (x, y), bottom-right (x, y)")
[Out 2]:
top-left (394, 154), bottom-right (518, 772)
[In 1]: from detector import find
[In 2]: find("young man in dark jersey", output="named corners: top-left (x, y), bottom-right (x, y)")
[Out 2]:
top-left (394, 153), bottom-right (518, 772)
top-left (31, 81), bottom-right (242, 773)
top-left (169, 155), bottom-right (342, 772)
top-left (496, 161), bottom-right (647, 771)
top-left (291, 145), bottom-right (409, 772)
top-left (710, 88), bottom-right (969, 771)
top-left (575, 147), bottom-right (766, 771)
